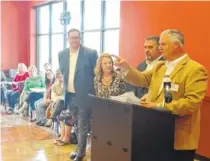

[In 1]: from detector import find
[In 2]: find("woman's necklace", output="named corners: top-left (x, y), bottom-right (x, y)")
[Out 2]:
top-left (102, 76), bottom-right (112, 86)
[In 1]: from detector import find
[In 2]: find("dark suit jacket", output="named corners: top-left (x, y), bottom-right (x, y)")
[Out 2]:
top-left (125, 57), bottom-right (164, 98)
top-left (134, 60), bottom-right (148, 98)
top-left (58, 45), bottom-right (98, 108)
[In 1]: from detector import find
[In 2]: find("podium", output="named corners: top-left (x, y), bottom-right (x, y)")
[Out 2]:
top-left (89, 95), bottom-right (176, 161)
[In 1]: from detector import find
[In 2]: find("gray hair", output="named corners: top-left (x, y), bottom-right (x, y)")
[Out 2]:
top-left (161, 29), bottom-right (184, 46)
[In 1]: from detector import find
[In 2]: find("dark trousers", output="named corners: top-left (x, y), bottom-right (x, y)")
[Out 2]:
top-left (66, 92), bottom-right (91, 157)
top-left (173, 150), bottom-right (195, 161)
top-left (51, 99), bottom-right (64, 119)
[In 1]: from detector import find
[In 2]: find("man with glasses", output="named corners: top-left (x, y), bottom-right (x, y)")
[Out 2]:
top-left (58, 28), bottom-right (98, 161)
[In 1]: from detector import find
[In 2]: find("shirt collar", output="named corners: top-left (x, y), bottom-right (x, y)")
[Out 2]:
top-left (69, 47), bottom-right (80, 55)
top-left (165, 53), bottom-right (187, 67)
top-left (146, 56), bottom-right (162, 65)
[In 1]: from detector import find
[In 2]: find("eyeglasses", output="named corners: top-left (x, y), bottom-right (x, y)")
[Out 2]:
top-left (69, 36), bottom-right (80, 40)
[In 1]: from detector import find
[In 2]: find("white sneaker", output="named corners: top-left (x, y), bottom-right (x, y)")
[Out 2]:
top-left (17, 107), bottom-right (25, 115)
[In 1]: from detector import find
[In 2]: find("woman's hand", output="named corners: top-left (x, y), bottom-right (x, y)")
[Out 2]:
top-left (45, 99), bottom-right (52, 105)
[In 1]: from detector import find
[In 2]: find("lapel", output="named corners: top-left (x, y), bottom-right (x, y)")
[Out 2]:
top-left (63, 48), bottom-right (70, 80)
top-left (154, 55), bottom-right (190, 100)
top-left (170, 55), bottom-right (189, 80)
top-left (74, 45), bottom-right (84, 78)
top-left (150, 63), bottom-right (166, 101)
top-left (142, 61), bottom-right (148, 71)
top-left (138, 60), bottom-right (147, 72)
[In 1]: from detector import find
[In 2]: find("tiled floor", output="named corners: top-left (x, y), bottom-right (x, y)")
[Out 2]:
top-left (0, 109), bottom-right (90, 161)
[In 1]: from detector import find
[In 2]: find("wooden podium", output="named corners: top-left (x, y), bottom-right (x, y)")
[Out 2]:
top-left (89, 95), bottom-right (176, 161)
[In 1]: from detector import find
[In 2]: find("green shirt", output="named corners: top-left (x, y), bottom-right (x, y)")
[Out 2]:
top-left (23, 75), bottom-right (45, 93)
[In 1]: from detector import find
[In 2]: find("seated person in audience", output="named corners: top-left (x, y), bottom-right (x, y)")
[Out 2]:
top-left (45, 69), bottom-right (64, 127)
top-left (54, 109), bottom-right (73, 146)
top-left (87, 53), bottom-right (126, 153)
top-left (43, 63), bottom-right (52, 71)
top-left (18, 65), bottom-right (45, 121)
top-left (0, 71), bottom-right (7, 106)
top-left (6, 63), bottom-right (29, 113)
top-left (35, 69), bottom-right (55, 126)
top-left (94, 53), bottom-right (126, 98)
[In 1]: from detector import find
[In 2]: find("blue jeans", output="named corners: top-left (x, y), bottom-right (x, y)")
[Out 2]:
top-left (7, 90), bottom-right (20, 110)
top-left (25, 92), bottom-right (43, 110)
top-left (0, 85), bottom-right (7, 104)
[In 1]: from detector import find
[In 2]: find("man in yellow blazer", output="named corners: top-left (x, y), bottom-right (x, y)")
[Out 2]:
top-left (114, 29), bottom-right (208, 161)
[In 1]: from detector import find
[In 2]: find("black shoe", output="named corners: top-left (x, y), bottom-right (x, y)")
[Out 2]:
top-left (70, 151), bottom-right (77, 160)
top-left (36, 121), bottom-right (42, 125)
top-left (73, 155), bottom-right (84, 161)
top-left (38, 122), bottom-right (45, 126)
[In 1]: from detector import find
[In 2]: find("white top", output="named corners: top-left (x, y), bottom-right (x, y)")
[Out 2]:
top-left (165, 54), bottom-right (187, 76)
top-left (158, 53), bottom-right (188, 94)
top-left (145, 56), bottom-right (162, 71)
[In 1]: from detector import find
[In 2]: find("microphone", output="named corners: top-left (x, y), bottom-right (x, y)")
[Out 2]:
top-left (163, 75), bottom-right (172, 103)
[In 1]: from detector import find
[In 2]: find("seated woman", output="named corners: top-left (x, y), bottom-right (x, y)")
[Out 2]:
top-left (0, 71), bottom-right (7, 107)
top-left (45, 69), bottom-right (64, 127)
top-left (54, 109), bottom-right (73, 146)
top-left (50, 70), bottom-right (73, 146)
top-left (6, 63), bottom-right (29, 114)
top-left (94, 53), bottom-right (126, 98)
top-left (18, 65), bottom-right (45, 121)
top-left (85, 53), bottom-right (126, 152)
top-left (35, 69), bottom-right (55, 125)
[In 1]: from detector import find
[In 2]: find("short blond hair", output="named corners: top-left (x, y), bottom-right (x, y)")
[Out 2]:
top-left (28, 65), bottom-right (37, 73)
top-left (94, 53), bottom-right (114, 78)
top-left (17, 63), bottom-right (28, 73)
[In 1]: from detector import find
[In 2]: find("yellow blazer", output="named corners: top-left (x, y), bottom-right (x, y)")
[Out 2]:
top-left (126, 55), bottom-right (208, 150)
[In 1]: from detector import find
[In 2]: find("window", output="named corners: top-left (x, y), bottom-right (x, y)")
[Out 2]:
top-left (51, 34), bottom-right (64, 71)
top-left (84, 0), bottom-right (101, 30)
top-left (36, 0), bottom-right (120, 71)
top-left (67, 1), bottom-right (81, 30)
top-left (38, 36), bottom-right (49, 70)
top-left (104, 30), bottom-right (119, 55)
top-left (38, 6), bottom-right (50, 34)
top-left (84, 32), bottom-right (101, 54)
top-left (52, 3), bottom-right (64, 33)
top-left (105, 1), bottom-right (120, 28)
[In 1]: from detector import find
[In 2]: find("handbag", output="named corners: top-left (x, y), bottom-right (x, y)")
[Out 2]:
top-left (70, 128), bottom-right (78, 145)
top-left (58, 109), bottom-right (71, 121)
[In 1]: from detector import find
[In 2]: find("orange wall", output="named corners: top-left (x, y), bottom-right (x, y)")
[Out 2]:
top-left (120, 1), bottom-right (210, 158)
top-left (0, 1), bottom-right (41, 70)
top-left (1, 1), bottom-right (31, 69)
top-left (120, 1), bottom-right (210, 96)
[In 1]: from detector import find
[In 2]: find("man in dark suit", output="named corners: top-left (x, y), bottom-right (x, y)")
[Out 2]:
top-left (126, 36), bottom-right (164, 98)
top-left (58, 28), bottom-right (98, 161)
